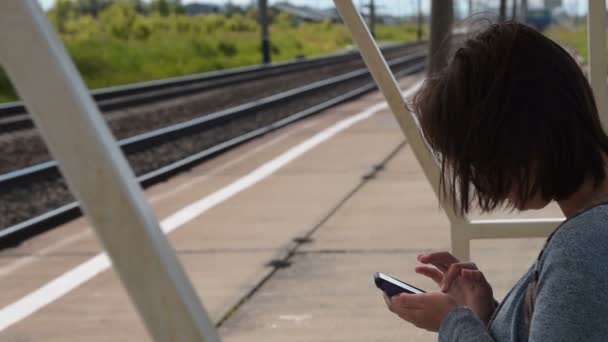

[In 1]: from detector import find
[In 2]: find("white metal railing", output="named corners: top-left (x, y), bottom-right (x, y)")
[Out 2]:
top-left (0, 0), bottom-right (603, 340)
top-left (588, 0), bottom-right (608, 133)
top-left (0, 1), bottom-right (219, 341)
top-left (334, 0), bottom-right (605, 261)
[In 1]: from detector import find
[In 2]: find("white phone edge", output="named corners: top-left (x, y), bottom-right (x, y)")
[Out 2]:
top-left (377, 272), bottom-right (424, 294)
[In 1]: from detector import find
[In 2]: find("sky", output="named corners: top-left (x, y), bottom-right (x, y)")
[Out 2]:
top-left (37, 0), bottom-right (590, 17)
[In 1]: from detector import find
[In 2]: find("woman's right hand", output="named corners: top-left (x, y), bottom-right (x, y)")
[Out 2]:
top-left (416, 251), bottom-right (496, 324)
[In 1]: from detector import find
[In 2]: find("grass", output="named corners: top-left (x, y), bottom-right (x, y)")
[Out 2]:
top-left (0, 5), bottom-right (423, 103)
top-left (545, 24), bottom-right (608, 64)
top-left (0, 69), bottom-right (16, 103)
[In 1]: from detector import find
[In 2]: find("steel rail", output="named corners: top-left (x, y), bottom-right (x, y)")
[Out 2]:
top-left (0, 43), bottom-right (421, 132)
top-left (0, 53), bottom-right (425, 247)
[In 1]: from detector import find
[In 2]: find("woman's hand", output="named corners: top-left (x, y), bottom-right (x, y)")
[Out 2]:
top-left (381, 252), bottom-right (496, 330)
top-left (383, 291), bottom-right (457, 332)
top-left (416, 251), bottom-right (496, 324)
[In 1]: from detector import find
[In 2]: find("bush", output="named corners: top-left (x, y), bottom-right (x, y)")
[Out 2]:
top-left (545, 25), bottom-right (596, 63)
top-left (0, 3), bottom-right (422, 103)
top-left (99, 2), bottom-right (137, 39)
top-left (217, 41), bottom-right (238, 57)
top-left (132, 16), bottom-right (152, 40)
top-left (225, 14), bottom-right (257, 32)
top-left (0, 69), bottom-right (16, 102)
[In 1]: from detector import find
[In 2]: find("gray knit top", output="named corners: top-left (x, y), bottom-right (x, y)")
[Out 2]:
top-left (439, 202), bottom-right (608, 341)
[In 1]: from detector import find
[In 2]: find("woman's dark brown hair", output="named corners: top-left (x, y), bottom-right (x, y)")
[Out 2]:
top-left (413, 22), bottom-right (608, 215)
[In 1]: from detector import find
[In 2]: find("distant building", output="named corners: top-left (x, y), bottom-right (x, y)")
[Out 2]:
top-left (544, 0), bottom-right (562, 10)
top-left (183, 3), bottom-right (221, 15)
top-left (272, 2), bottom-right (340, 23)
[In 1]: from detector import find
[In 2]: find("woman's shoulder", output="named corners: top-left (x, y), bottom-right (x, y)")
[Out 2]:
top-left (555, 201), bottom-right (608, 240)
top-left (532, 204), bottom-right (608, 340)
top-left (541, 203), bottom-right (608, 269)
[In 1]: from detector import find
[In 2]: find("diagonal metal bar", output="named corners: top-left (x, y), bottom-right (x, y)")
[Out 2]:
top-left (333, 0), bottom-right (462, 223)
top-left (333, 0), bottom-right (563, 261)
top-left (0, 1), bottom-right (220, 340)
top-left (587, 0), bottom-right (608, 129)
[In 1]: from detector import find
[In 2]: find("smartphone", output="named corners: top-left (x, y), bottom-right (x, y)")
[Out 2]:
top-left (374, 272), bottom-right (426, 296)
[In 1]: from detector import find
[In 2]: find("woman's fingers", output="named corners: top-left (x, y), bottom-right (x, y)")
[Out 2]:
top-left (417, 251), bottom-right (460, 272)
top-left (384, 293), bottom-right (423, 318)
top-left (441, 262), bottom-right (479, 292)
top-left (390, 293), bottom-right (425, 323)
top-left (462, 268), bottom-right (483, 282)
top-left (383, 293), bottom-right (393, 311)
top-left (462, 269), bottom-right (490, 288)
top-left (391, 292), bottom-right (426, 309)
top-left (382, 292), bottom-right (459, 332)
top-left (415, 265), bottom-right (444, 285)
top-left (384, 292), bottom-right (425, 311)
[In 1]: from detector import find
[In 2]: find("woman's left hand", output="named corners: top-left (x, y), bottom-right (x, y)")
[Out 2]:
top-left (383, 291), bottom-right (458, 332)
top-left (416, 252), bottom-right (496, 324)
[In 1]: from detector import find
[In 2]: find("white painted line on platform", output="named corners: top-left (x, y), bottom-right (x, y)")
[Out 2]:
top-left (469, 218), bottom-right (565, 224)
top-left (0, 118), bottom-right (320, 278)
top-left (0, 80), bottom-right (422, 331)
top-left (0, 229), bottom-right (92, 277)
top-left (147, 119), bottom-right (319, 204)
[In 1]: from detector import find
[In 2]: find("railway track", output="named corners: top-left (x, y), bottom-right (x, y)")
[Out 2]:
top-left (0, 45), bottom-right (426, 248)
top-left (1, 43), bottom-right (423, 175)
top-left (0, 42), bottom-right (417, 134)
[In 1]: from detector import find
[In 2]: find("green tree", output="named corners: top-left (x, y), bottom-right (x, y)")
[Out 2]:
top-left (48, 0), bottom-right (78, 33)
top-left (99, 2), bottom-right (138, 39)
top-left (131, 15), bottom-right (152, 39)
top-left (225, 14), bottom-right (257, 32)
top-left (75, 0), bottom-right (114, 17)
top-left (149, 0), bottom-right (183, 17)
top-left (274, 12), bottom-right (295, 28)
top-left (224, 2), bottom-right (245, 16)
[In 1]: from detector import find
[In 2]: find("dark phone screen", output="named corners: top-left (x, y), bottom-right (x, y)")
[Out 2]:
top-left (374, 272), bottom-right (425, 296)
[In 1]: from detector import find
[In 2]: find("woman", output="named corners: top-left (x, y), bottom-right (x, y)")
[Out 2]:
top-left (383, 22), bottom-right (608, 341)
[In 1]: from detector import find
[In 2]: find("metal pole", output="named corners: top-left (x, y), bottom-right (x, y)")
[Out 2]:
top-left (521, 0), bottom-right (527, 21)
top-left (587, 0), bottom-right (608, 131)
top-left (0, 1), bottom-right (221, 341)
top-left (499, 0), bottom-right (507, 22)
top-left (369, 0), bottom-right (376, 38)
top-left (332, 0), bottom-right (462, 224)
top-left (417, 0), bottom-right (423, 41)
top-left (469, 0), bottom-right (473, 17)
top-left (512, 0), bottom-right (518, 21)
top-left (259, 0), bottom-right (271, 64)
top-left (333, 0), bottom-right (560, 262)
top-left (429, 0), bottom-right (453, 74)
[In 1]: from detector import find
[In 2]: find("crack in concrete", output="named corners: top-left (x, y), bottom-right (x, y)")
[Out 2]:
top-left (0, 247), bottom-right (281, 258)
top-left (294, 248), bottom-right (429, 255)
top-left (215, 139), bottom-right (407, 328)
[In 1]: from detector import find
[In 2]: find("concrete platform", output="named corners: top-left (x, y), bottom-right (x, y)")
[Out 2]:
top-left (220, 141), bottom-right (560, 341)
top-left (0, 72), bottom-right (564, 341)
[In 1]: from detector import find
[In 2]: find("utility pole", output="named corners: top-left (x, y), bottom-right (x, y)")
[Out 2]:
top-left (369, 0), bottom-right (376, 38)
top-left (469, 0), bottom-right (473, 17)
top-left (90, 0), bottom-right (99, 18)
top-left (499, 0), bottom-right (507, 22)
top-left (429, 0), bottom-right (453, 74)
top-left (417, 0), bottom-right (423, 41)
top-left (259, 0), bottom-right (271, 64)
